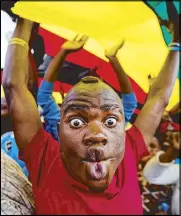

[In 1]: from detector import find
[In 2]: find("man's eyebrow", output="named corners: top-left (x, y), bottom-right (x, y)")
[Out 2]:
top-left (100, 104), bottom-right (123, 113)
top-left (63, 104), bottom-right (123, 115)
top-left (63, 104), bottom-right (90, 115)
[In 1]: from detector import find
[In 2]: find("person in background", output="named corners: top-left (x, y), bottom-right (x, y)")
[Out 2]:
top-left (143, 132), bottom-right (180, 215)
top-left (158, 110), bottom-right (180, 134)
top-left (1, 150), bottom-right (34, 215)
top-left (2, 2), bottom-right (180, 215)
top-left (156, 110), bottom-right (180, 153)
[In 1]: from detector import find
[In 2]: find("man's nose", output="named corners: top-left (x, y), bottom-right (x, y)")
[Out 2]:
top-left (83, 133), bottom-right (107, 146)
top-left (83, 121), bottom-right (107, 146)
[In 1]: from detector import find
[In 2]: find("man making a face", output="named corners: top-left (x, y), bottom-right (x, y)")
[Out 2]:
top-left (2, 2), bottom-right (180, 215)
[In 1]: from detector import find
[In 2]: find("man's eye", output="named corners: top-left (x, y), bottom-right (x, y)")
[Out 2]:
top-left (69, 118), bottom-right (85, 128)
top-left (104, 117), bottom-right (117, 128)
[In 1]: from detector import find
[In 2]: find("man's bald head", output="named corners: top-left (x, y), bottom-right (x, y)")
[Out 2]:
top-left (62, 76), bottom-right (122, 110)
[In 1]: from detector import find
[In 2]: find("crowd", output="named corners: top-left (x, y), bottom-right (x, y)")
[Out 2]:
top-left (1, 1), bottom-right (180, 215)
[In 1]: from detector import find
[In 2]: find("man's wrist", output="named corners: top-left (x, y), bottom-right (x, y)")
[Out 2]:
top-left (60, 48), bottom-right (69, 56)
top-left (60, 48), bottom-right (68, 55)
top-left (18, 18), bottom-right (34, 28)
top-left (14, 18), bottom-right (34, 42)
top-left (172, 31), bottom-right (180, 43)
top-left (106, 55), bottom-right (118, 62)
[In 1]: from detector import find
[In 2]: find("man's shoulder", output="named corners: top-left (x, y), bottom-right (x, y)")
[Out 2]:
top-left (19, 127), bottom-right (60, 162)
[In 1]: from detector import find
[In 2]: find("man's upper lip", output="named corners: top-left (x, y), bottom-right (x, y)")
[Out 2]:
top-left (81, 157), bottom-right (112, 163)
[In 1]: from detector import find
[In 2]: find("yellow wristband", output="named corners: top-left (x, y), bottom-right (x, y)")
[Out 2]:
top-left (9, 41), bottom-right (29, 52)
top-left (9, 38), bottom-right (29, 52)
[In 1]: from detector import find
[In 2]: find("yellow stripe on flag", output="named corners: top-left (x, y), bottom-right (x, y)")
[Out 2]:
top-left (11, 1), bottom-right (180, 110)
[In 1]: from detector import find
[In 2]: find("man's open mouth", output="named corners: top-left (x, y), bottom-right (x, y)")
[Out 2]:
top-left (82, 158), bottom-right (114, 180)
top-left (85, 161), bottom-right (106, 180)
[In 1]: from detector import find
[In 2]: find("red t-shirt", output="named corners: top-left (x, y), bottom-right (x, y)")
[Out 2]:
top-left (19, 125), bottom-right (149, 215)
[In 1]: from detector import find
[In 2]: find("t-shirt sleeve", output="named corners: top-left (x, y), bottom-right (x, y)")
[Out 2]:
top-left (121, 93), bottom-right (137, 123)
top-left (19, 127), bottom-right (60, 193)
top-left (126, 125), bottom-right (149, 164)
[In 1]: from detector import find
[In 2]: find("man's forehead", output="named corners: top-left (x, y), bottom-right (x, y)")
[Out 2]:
top-left (63, 86), bottom-right (122, 108)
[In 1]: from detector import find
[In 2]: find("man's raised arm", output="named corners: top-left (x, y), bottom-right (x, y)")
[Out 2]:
top-left (37, 34), bottom-right (88, 141)
top-left (105, 41), bottom-right (137, 123)
top-left (2, 18), bottom-right (42, 149)
top-left (134, 2), bottom-right (180, 146)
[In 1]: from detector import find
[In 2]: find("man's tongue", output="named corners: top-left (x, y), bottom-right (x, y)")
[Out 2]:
top-left (88, 162), bottom-right (106, 180)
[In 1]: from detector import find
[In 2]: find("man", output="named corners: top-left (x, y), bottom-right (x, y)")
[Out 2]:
top-left (143, 132), bottom-right (180, 215)
top-left (2, 2), bottom-right (180, 215)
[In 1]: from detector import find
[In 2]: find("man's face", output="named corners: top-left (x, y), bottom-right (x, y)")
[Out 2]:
top-left (59, 80), bottom-right (125, 192)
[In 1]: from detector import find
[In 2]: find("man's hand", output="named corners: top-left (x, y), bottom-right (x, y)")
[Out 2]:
top-left (105, 41), bottom-right (124, 59)
top-left (62, 34), bottom-right (88, 54)
top-left (104, 40), bottom-right (134, 94)
top-left (157, 2), bottom-right (180, 42)
top-left (43, 33), bottom-right (88, 83)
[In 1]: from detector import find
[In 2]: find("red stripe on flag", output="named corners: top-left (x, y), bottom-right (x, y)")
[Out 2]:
top-left (39, 27), bottom-right (147, 104)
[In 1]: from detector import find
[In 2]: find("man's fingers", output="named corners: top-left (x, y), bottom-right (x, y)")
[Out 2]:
top-left (73, 34), bottom-right (83, 41)
top-left (73, 34), bottom-right (79, 41)
top-left (73, 33), bottom-right (87, 42)
top-left (77, 34), bottom-right (88, 42)
top-left (81, 35), bottom-right (89, 43)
